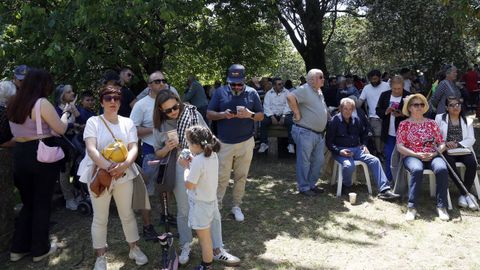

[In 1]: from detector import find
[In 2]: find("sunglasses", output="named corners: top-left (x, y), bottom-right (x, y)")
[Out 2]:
top-left (127, 73), bottom-right (134, 78)
top-left (229, 83), bottom-right (244, 87)
top-left (150, 79), bottom-right (167, 84)
top-left (162, 103), bottom-right (180, 114)
top-left (410, 103), bottom-right (425, 108)
top-left (448, 103), bottom-right (462, 108)
top-left (103, 95), bottom-right (121, 102)
top-left (275, 83), bottom-right (283, 86)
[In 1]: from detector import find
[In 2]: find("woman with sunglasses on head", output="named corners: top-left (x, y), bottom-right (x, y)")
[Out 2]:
top-left (153, 90), bottom-right (240, 266)
top-left (435, 96), bottom-right (478, 210)
top-left (396, 94), bottom-right (449, 221)
top-left (78, 84), bottom-right (148, 270)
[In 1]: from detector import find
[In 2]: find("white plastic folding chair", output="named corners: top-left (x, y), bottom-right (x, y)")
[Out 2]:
top-left (331, 160), bottom-right (373, 197)
top-left (406, 169), bottom-right (453, 210)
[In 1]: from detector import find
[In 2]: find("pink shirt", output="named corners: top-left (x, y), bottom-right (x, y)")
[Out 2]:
top-left (9, 117), bottom-right (51, 138)
top-left (396, 119), bottom-right (444, 153)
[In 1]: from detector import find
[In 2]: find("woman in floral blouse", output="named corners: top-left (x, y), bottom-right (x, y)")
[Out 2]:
top-left (396, 94), bottom-right (449, 221)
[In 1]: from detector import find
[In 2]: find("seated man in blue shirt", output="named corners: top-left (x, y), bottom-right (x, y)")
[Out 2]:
top-left (326, 97), bottom-right (399, 200)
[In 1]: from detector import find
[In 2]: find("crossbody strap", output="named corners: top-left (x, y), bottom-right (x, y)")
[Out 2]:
top-left (34, 99), bottom-right (43, 136)
top-left (99, 115), bottom-right (117, 140)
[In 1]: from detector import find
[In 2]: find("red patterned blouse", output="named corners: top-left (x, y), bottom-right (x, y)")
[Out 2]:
top-left (396, 119), bottom-right (444, 153)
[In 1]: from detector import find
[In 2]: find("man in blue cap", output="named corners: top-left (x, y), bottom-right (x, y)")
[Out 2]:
top-left (12, 65), bottom-right (29, 90)
top-left (207, 64), bottom-right (264, 222)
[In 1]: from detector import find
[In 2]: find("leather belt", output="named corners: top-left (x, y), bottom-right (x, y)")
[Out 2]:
top-left (294, 124), bottom-right (325, 136)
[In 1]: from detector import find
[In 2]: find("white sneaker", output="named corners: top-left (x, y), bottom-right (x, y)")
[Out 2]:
top-left (128, 246), bottom-right (148, 266)
top-left (458, 195), bottom-right (468, 208)
top-left (10, 252), bottom-right (29, 262)
top-left (231, 206), bottom-right (244, 222)
top-left (405, 208), bottom-right (417, 221)
top-left (466, 195), bottom-right (479, 210)
top-left (178, 242), bottom-right (191, 265)
top-left (258, 143), bottom-right (269, 153)
top-left (32, 243), bottom-right (57, 262)
top-left (287, 144), bottom-right (295, 154)
top-left (437, 207), bottom-right (450, 221)
top-left (66, 199), bottom-right (79, 211)
top-left (93, 255), bottom-right (107, 270)
top-left (213, 248), bottom-right (241, 266)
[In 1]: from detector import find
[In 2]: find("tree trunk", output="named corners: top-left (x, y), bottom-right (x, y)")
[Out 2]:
top-left (303, 42), bottom-right (328, 75)
top-left (0, 148), bottom-right (15, 252)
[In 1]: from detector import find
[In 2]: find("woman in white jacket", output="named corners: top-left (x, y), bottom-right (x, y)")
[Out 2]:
top-left (435, 96), bottom-right (478, 210)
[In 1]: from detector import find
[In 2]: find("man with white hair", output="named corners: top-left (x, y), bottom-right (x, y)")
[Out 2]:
top-left (287, 69), bottom-right (329, 196)
top-left (326, 97), bottom-right (398, 200)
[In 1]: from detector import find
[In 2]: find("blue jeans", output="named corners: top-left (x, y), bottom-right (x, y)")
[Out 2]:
top-left (383, 136), bottom-right (396, 181)
top-left (332, 146), bottom-right (390, 192)
top-left (174, 162), bottom-right (223, 248)
top-left (291, 125), bottom-right (325, 192)
top-left (403, 156), bottom-right (449, 208)
top-left (259, 114), bottom-right (294, 144)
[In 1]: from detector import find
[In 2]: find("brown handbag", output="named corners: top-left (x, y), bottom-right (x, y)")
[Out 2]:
top-left (89, 167), bottom-right (113, 197)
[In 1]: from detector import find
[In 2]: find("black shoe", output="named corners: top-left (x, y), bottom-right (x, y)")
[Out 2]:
top-left (143, 224), bottom-right (159, 242)
top-left (159, 214), bottom-right (177, 227)
top-left (378, 189), bottom-right (400, 201)
top-left (341, 185), bottom-right (351, 196)
top-left (311, 186), bottom-right (325, 194)
top-left (300, 190), bottom-right (317, 197)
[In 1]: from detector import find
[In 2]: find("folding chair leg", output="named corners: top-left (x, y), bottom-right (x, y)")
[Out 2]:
top-left (429, 175), bottom-right (436, 197)
top-left (336, 164), bottom-right (343, 197)
top-left (447, 188), bottom-right (453, 210)
top-left (473, 173), bottom-right (480, 197)
top-left (360, 163), bottom-right (372, 195)
top-left (331, 162), bottom-right (337, 186)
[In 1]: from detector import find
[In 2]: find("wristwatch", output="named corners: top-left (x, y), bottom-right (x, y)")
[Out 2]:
top-left (250, 112), bottom-right (255, 119)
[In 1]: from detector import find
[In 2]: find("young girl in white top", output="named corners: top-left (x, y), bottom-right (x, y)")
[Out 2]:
top-left (179, 125), bottom-right (221, 270)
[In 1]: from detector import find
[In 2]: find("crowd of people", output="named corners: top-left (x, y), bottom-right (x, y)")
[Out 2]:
top-left (1, 62), bottom-right (479, 270)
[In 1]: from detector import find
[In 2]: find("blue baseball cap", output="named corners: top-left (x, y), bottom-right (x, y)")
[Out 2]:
top-left (226, 64), bottom-right (245, 84)
top-left (14, 65), bottom-right (29, 80)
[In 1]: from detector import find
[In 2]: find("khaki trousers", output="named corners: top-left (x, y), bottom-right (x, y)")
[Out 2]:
top-left (89, 180), bottom-right (139, 249)
top-left (217, 137), bottom-right (254, 208)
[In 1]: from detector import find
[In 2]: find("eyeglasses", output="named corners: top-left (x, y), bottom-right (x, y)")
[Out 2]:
top-left (127, 73), bottom-right (134, 78)
top-left (229, 83), bottom-right (244, 87)
top-left (150, 79), bottom-right (167, 84)
top-left (103, 95), bottom-right (121, 102)
top-left (410, 103), bottom-right (425, 108)
top-left (162, 103), bottom-right (180, 114)
top-left (448, 103), bottom-right (462, 108)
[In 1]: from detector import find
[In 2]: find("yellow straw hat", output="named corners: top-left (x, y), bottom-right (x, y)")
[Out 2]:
top-left (401, 93), bottom-right (429, 117)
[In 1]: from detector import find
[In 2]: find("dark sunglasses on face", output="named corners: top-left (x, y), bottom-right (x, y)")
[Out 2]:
top-left (162, 103), bottom-right (180, 114)
top-left (276, 83), bottom-right (283, 86)
top-left (150, 79), bottom-right (167, 84)
top-left (448, 103), bottom-right (462, 108)
top-left (410, 103), bottom-right (425, 108)
top-left (103, 95), bottom-right (121, 102)
top-left (229, 83), bottom-right (244, 87)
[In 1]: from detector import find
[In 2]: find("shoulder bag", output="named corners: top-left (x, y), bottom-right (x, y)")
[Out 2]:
top-left (35, 99), bottom-right (65, 163)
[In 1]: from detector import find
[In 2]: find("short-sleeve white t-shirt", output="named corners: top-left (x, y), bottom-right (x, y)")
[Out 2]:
top-left (77, 115), bottom-right (138, 184)
top-left (186, 152), bottom-right (218, 202)
top-left (388, 95), bottom-right (402, 136)
top-left (359, 81), bottom-right (390, 118)
top-left (130, 95), bottom-right (155, 146)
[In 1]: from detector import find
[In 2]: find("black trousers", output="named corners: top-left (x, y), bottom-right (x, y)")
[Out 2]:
top-left (10, 139), bottom-right (60, 256)
top-left (444, 152), bottom-right (477, 195)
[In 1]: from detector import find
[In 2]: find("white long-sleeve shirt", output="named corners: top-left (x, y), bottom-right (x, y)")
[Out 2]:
top-left (263, 88), bottom-right (291, 117)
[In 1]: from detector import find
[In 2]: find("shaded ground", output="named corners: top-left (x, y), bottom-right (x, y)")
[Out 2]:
top-left (2, 115), bottom-right (480, 270)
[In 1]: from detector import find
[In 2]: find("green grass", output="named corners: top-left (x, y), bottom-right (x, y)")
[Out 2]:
top-left (2, 133), bottom-right (480, 269)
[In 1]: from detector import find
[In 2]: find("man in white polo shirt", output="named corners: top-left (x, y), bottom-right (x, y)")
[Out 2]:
top-left (358, 69), bottom-right (390, 156)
